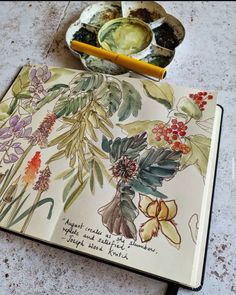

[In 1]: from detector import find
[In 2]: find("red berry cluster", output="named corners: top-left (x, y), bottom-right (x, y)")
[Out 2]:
top-left (172, 141), bottom-right (190, 154)
top-left (189, 91), bottom-right (213, 111)
top-left (152, 119), bottom-right (190, 154)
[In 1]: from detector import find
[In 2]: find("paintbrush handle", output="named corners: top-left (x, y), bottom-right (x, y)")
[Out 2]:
top-left (70, 40), bottom-right (166, 80)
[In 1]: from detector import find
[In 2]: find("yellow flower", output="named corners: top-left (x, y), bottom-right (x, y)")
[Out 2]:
top-left (139, 194), bottom-right (181, 246)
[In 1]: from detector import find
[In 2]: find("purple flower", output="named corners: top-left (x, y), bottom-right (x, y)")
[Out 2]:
top-left (0, 115), bottom-right (33, 165)
top-left (9, 115), bottom-right (20, 127)
top-left (7, 115), bottom-right (32, 136)
top-left (12, 142), bottom-right (21, 148)
top-left (0, 127), bottom-right (10, 136)
top-left (33, 93), bottom-right (41, 100)
top-left (29, 66), bottom-right (51, 84)
top-left (29, 68), bottom-right (37, 80)
top-left (28, 66), bottom-right (51, 108)
top-left (13, 121), bottom-right (24, 132)
top-left (38, 65), bottom-right (51, 83)
top-left (0, 141), bottom-right (10, 152)
top-left (21, 115), bottom-right (32, 127)
top-left (0, 132), bottom-right (12, 140)
top-left (29, 65), bottom-right (51, 109)
top-left (22, 127), bottom-right (32, 138)
top-left (14, 146), bottom-right (24, 155)
top-left (3, 153), bottom-right (18, 164)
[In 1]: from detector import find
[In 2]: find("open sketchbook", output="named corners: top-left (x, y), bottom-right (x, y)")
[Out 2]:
top-left (0, 65), bottom-right (222, 292)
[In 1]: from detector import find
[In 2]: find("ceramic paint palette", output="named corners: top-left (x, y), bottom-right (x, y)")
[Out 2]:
top-left (65, 1), bottom-right (185, 76)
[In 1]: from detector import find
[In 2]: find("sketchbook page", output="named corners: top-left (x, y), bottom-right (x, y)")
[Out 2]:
top-left (47, 69), bottom-right (218, 287)
top-left (190, 106), bottom-right (222, 288)
top-left (0, 65), bottom-right (79, 241)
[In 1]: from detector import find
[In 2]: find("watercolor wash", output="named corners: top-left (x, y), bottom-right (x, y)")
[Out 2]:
top-left (0, 65), bottom-right (216, 249)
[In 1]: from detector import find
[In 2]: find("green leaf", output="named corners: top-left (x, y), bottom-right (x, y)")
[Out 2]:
top-left (90, 161), bottom-right (95, 195)
top-left (11, 66), bottom-right (30, 97)
top-left (48, 132), bottom-right (70, 147)
top-left (0, 102), bottom-right (10, 121)
top-left (118, 80), bottom-right (142, 121)
top-left (36, 89), bottom-right (65, 110)
top-left (98, 183), bottom-right (138, 239)
top-left (0, 102), bottom-right (9, 113)
top-left (98, 120), bottom-right (114, 139)
top-left (130, 179), bottom-right (168, 199)
top-left (117, 120), bottom-right (167, 149)
top-left (63, 174), bottom-right (78, 202)
top-left (142, 80), bottom-right (174, 109)
top-left (63, 168), bottom-right (76, 180)
top-left (177, 97), bottom-right (202, 120)
top-left (69, 153), bottom-right (76, 167)
top-left (180, 135), bottom-right (211, 176)
top-left (133, 147), bottom-right (181, 198)
top-left (0, 113), bottom-right (9, 121)
top-left (10, 197), bottom-right (54, 226)
top-left (64, 177), bottom-right (89, 212)
top-left (53, 93), bottom-right (91, 118)
top-left (173, 112), bottom-right (188, 120)
top-left (0, 190), bottom-right (26, 222)
top-left (98, 81), bottom-right (122, 117)
top-left (46, 150), bottom-right (65, 164)
top-left (168, 109), bottom-right (189, 122)
top-left (19, 66), bottom-right (30, 89)
top-left (89, 143), bottom-right (109, 159)
top-left (109, 132), bottom-right (147, 163)
top-left (94, 160), bottom-right (103, 188)
top-left (95, 158), bottom-right (116, 188)
top-left (7, 194), bottom-right (31, 228)
top-left (16, 93), bottom-right (31, 99)
top-left (86, 117), bottom-right (98, 142)
top-left (48, 84), bottom-right (69, 92)
top-left (55, 168), bottom-right (75, 180)
top-left (70, 72), bottom-right (104, 93)
top-left (101, 136), bottom-right (111, 153)
top-left (12, 77), bottom-right (22, 97)
top-left (7, 97), bottom-right (18, 115)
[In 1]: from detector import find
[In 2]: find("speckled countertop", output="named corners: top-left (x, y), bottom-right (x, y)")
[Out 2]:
top-left (0, 1), bottom-right (235, 295)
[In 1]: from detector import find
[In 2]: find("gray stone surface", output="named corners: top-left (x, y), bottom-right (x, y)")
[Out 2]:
top-left (0, 1), bottom-right (235, 294)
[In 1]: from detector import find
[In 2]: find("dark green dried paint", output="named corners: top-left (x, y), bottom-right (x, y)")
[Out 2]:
top-left (145, 54), bottom-right (173, 68)
top-left (153, 23), bottom-right (179, 50)
top-left (72, 27), bottom-right (98, 47)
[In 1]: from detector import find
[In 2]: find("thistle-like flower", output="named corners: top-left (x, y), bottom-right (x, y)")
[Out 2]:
top-left (111, 156), bottom-right (138, 182)
top-left (22, 151), bottom-right (41, 185)
top-left (29, 112), bottom-right (56, 148)
top-left (33, 166), bottom-right (51, 192)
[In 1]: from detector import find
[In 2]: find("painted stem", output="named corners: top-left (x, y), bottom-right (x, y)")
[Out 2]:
top-left (6, 183), bottom-right (28, 227)
top-left (20, 190), bottom-right (42, 234)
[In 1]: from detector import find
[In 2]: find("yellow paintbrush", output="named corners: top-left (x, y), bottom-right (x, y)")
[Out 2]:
top-left (70, 40), bottom-right (166, 80)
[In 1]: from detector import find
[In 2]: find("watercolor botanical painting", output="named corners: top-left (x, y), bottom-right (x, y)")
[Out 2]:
top-left (0, 65), bottom-right (217, 251)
